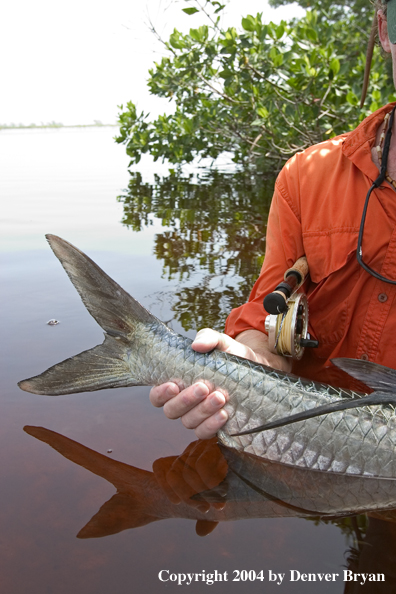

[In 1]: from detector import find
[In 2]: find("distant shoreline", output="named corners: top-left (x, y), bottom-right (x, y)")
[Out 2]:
top-left (0, 122), bottom-right (117, 130)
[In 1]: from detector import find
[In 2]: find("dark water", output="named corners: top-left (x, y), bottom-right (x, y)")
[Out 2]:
top-left (1, 128), bottom-right (395, 593)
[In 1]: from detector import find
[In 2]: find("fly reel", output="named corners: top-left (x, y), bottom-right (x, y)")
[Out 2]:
top-left (265, 293), bottom-right (316, 359)
top-left (263, 257), bottom-right (318, 360)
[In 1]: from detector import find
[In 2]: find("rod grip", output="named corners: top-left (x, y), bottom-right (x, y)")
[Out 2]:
top-left (284, 256), bottom-right (308, 285)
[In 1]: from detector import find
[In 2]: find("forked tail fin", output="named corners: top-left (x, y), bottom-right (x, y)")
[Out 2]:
top-left (18, 335), bottom-right (138, 395)
top-left (18, 235), bottom-right (162, 395)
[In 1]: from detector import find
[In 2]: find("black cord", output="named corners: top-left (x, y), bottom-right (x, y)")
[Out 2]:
top-left (356, 105), bottom-right (396, 284)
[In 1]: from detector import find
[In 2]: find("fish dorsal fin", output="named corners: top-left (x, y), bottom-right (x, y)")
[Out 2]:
top-left (46, 234), bottom-right (160, 339)
top-left (332, 358), bottom-right (396, 393)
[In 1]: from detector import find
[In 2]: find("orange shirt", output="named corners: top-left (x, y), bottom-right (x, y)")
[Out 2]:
top-left (225, 104), bottom-right (396, 388)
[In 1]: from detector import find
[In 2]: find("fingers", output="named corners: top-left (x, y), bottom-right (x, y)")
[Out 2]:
top-left (181, 391), bottom-right (227, 429)
top-left (192, 328), bottom-right (223, 352)
top-left (193, 407), bottom-right (228, 440)
top-left (149, 383), bottom-right (179, 407)
top-left (150, 380), bottom-right (228, 437)
top-left (192, 328), bottom-right (258, 361)
top-left (163, 382), bottom-right (210, 419)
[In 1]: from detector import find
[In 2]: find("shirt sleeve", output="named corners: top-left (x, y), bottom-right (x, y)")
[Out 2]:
top-left (224, 167), bottom-right (304, 338)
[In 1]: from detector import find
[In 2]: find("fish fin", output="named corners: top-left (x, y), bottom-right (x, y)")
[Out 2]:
top-left (231, 391), bottom-right (396, 437)
top-left (18, 335), bottom-right (139, 395)
top-left (45, 234), bottom-right (161, 338)
top-left (332, 358), bottom-right (396, 393)
top-left (77, 493), bottom-right (159, 538)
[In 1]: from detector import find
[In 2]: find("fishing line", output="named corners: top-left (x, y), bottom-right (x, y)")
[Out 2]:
top-left (274, 307), bottom-right (294, 356)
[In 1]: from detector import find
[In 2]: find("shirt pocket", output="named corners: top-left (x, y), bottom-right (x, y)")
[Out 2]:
top-left (303, 232), bottom-right (359, 360)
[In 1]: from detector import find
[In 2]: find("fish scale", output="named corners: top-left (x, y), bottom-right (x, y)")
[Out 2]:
top-left (18, 235), bottom-right (396, 480)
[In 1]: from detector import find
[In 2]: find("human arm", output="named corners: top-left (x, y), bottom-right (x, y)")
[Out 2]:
top-left (149, 327), bottom-right (291, 439)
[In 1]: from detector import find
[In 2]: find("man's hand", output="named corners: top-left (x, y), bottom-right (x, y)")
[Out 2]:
top-left (149, 328), bottom-right (291, 439)
top-left (152, 438), bottom-right (228, 513)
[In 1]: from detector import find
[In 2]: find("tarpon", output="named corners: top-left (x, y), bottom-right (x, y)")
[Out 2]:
top-left (18, 235), bottom-right (396, 478)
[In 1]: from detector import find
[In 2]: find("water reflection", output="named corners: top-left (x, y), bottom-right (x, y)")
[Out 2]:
top-left (24, 425), bottom-right (396, 583)
top-left (117, 170), bottom-right (273, 331)
top-left (24, 425), bottom-right (396, 589)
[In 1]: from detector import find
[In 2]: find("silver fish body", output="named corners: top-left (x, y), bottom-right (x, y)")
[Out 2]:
top-left (18, 235), bottom-right (396, 479)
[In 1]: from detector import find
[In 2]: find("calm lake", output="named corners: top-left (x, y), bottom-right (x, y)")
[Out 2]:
top-left (1, 127), bottom-right (394, 594)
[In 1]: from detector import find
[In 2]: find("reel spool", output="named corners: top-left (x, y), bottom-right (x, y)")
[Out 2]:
top-left (263, 256), bottom-right (318, 360)
top-left (265, 293), bottom-right (315, 360)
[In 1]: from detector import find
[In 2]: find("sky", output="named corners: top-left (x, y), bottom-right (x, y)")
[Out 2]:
top-left (1, 0), bottom-right (304, 127)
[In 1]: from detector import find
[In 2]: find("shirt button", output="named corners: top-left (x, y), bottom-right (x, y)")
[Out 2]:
top-left (360, 353), bottom-right (369, 361)
top-left (378, 293), bottom-right (388, 302)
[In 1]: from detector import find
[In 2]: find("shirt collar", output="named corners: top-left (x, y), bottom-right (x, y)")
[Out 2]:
top-left (342, 103), bottom-right (396, 181)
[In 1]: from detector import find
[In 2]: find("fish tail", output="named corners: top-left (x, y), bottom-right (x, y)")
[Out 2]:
top-left (45, 234), bottom-right (158, 337)
top-left (18, 335), bottom-right (138, 395)
top-left (18, 235), bottom-right (162, 395)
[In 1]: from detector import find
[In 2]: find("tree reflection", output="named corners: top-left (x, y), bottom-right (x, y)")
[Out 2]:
top-left (117, 170), bottom-right (274, 330)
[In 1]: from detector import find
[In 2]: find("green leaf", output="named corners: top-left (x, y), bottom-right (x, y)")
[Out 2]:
top-left (305, 27), bottom-right (318, 42)
top-left (259, 24), bottom-right (268, 41)
top-left (224, 27), bottom-right (237, 41)
top-left (256, 106), bottom-right (269, 118)
top-left (169, 31), bottom-right (186, 49)
top-left (241, 15), bottom-right (256, 32)
top-left (346, 91), bottom-right (359, 106)
top-left (183, 119), bottom-right (195, 134)
top-left (182, 7), bottom-right (199, 15)
top-left (190, 26), bottom-right (208, 42)
top-left (219, 69), bottom-right (234, 79)
top-left (330, 58), bottom-right (340, 75)
top-left (273, 53), bottom-right (284, 67)
top-left (213, 3), bottom-right (226, 14)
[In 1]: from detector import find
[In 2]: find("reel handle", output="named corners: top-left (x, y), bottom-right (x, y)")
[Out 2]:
top-left (263, 257), bottom-right (308, 314)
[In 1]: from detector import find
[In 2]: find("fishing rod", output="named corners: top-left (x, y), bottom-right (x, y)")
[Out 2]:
top-left (263, 256), bottom-right (318, 360)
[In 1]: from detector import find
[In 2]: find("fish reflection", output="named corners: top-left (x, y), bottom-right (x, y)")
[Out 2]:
top-left (24, 426), bottom-right (396, 536)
